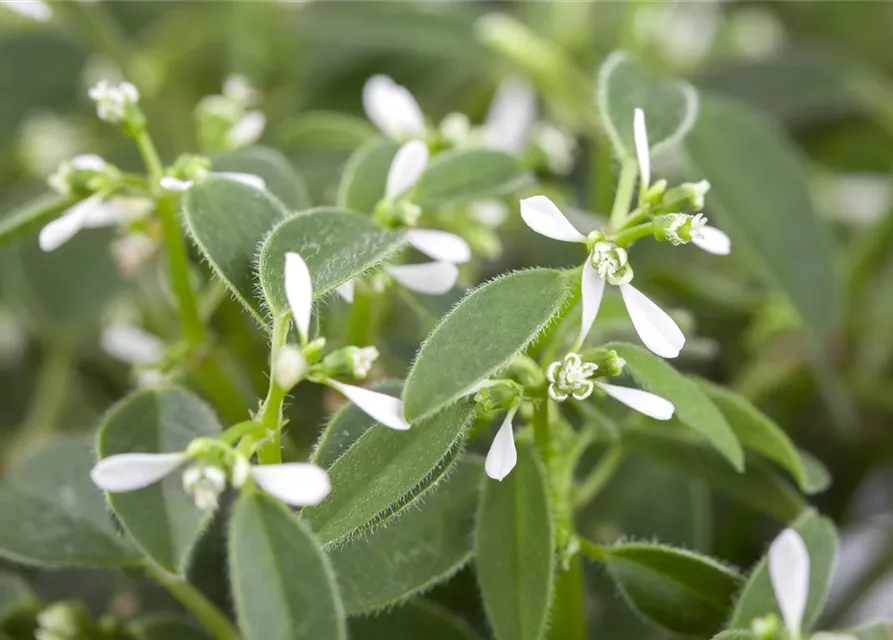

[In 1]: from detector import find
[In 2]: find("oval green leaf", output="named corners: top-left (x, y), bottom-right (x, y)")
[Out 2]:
top-left (597, 51), bottom-right (698, 159)
top-left (730, 509), bottom-right (837, 632)
top-left (258, 208), bottom-right (405, 319)
top-left (0, 436), bottom-right (139, 568)
top-left (608, 342), bottom-right (743, 470)
top-left (348, 599), bottom-right (484, 640)
top-left (683, 96), bottom-right (838, 336)
top-left (414, 148), bottom-right (530, 208)
top-left (405, 269), bottom-right (572, 423)
top-left (475, 445), bottom-right (554, 640)
top-left (329, 457), bottom-right (481, 615)
top-left (229, 491), bottom-right (345, 640)
top-left (302, 397), bottom-right (474, 546)
top-left (337, 138), bottom-right (400, 212)
top-left (212, 146), bottom-right (311, 210)
top-left (602, 542), bottom-right (743, 635)
top-left (182, 176), bottom-right (288, 325)
top-left (695, 378), bottom-right (809, 491)
top-left (96, 387), bottom-right (223, 573)
top-left (278, 111), bottom-right (378, 151)
top-left (0, 193), bottom-right (76, 247)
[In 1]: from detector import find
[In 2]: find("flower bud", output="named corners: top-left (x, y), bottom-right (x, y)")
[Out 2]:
top-left (656, 180), bottom-right (710, 214)
top-left (585, 348), bottom-right (626, 377)
top-left (643, 178), bottom-right (667, 206)
top-left (182, 464), bottom-right (227, 511)
top-left (474, 381), bottom-right (520, 413)
top-left (318, 346), bottom-right (379, 380)
top-left (36, 602), bottom-right (90, 640)
top-left (374, 199), bottom-right (422, 228)
top-left (47, 154), bottom-right (120, 197)
top-left (88, 80), bottom-right (144, 135)
top-left (751, 614), bottom-right (780, 640)
top-left (274, 345), bottom-right (307, 390)
top-left (653, 213), bottom-right (709, 246)
top-left (302, 337), bottom-right (327, 365)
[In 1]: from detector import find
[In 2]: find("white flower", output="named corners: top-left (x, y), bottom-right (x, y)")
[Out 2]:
top-left (520, 195), bottom-right (685, 358)
top-left (768, 528), bottom-right (810, 638)
top-left (483, 77), bottom-right (536, 156)
top-left (100, 322), bottom-right (164, 366)
top-left (363, 75), bottom-right (426, 140)
top-left (485, 406), bottom-right (519, 481)
top-left (284, 252), bottom-right (410, 430)
top-left (227, 110), bottom-right (266, 148)
top-left (88, 80), bottom-right (139, 124)
top-left (273, 344), bottom-right (307, 390)
top-left (91, 451), bottom-right (331, 508)
top-left (159, 171), bottom-right (266, 193)
top-left (1, 0), bottom-right (51, 22)
top-left (39, 194), bottom-right (154, 252)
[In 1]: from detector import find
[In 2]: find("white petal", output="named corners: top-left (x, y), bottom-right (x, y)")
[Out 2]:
top-left (90, 452), bottom-right (186, 492)
top-left (100, 322), bottom-right (165, 365)
top-left (579, 261), bottom-right (606, 345)
top-left (619, 284), bottom-right (685, 359)
top-left (38, 194), bottom-right (103, 252)
top-left (769, 528), bottom-right (810, 636)
top-left (386, 140), bottom-right (429, 199)
top-left (362, 75), bottom-right (426, 139)
top-left (485, 414), bottom-right (517, 481)
top-left (328, 380), bottom-right (410, 431)
top-left (406, 229), bottom-right (471, 264)
top-left (250, 463), bottom-right (331, 507)
top-left (634, 107), bottom-right (650, 188)
top-left (1, 0), bottom-right (52, 22)
top-left (70, 154), bottom-right (107, 172)
top-left (227, 110), bottom-right (266, 147)
top-left (160, 176), bottom-right (193, 192)
top-left (386, 262), bottom-right (458, 295)
top-left (284, 252), bottom-right (313, 343)
top-left (336, 280), bottom-right (355, 304)
top-left (82, 196), bottom-right (153, 228)
top-left (519, 195), bottom-right (585, 243)
top-left (595, 382), bottom-right (674, 420)
top-left (214, 172), bottom-right (266, 191)
top-left (692, 226), bottom-right (731, 255)
top-left (484, 77), bottom-right (536, 155)
top-left (812, 634), bottom-right (857, 640)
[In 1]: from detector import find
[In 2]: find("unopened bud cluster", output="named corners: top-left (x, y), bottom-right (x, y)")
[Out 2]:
top-left (88, 80), bottom-right (144, 136)
top-left (196, 74), bottom-right (266, 151)
top-left (317, 346), bottom-right (380, 380)
top-left (474, 381), bottom-right (520, 413)
top-left (653, 212), bottom-right (708, 246)
top-left (47, 154), bottom-right (121, 197)
top-left (375, 198), bottom-right (422, 228)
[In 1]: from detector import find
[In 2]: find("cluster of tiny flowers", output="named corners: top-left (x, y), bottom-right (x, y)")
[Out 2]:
top-left (590, 241), bottom-right (633, 286)
top-left (547, 353), bottom-right (598, 401)
top-left (182, 464), bottom-right (228, 510)
top-left (88, 80), bottom-right (139, 124)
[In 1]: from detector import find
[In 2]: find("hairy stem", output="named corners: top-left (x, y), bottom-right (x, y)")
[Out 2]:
top-left (608, 159), bottom-right (638, 231)
top-left (256, 313), bottom-right (292, 464)
top-left (145, 563), bottom-right (240, 640)
top-left (610, 222), bottom-right (653, 248)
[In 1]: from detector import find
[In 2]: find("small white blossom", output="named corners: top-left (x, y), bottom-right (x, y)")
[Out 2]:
top-left (351, 346), bottom-right (379, 378)
top-left (547, 353), bottom-right (598, 401)
top-left (227, 110), bottom-right (266, 147)
top-left (590, 241), bottom-right (633, 286)
top-left (182, 464), bottom-right (227, 510)
top-left (363, 75), bottom-right (426, 140)
top-left (88, 80), bottom-right (139, 124)
top-left (274, 344), bottom-right (307, 390)
top-left (768, 528), bottom-right (810, 639)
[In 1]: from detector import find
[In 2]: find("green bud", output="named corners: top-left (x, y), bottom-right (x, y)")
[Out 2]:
top-left (586, 348), bottom-right (626, 377)
top-left (172, 154), bottom-right (213, 183)
top-left (36, 602), bottom-right (91, 640)
top-left (643, 178), bottom-right (667, 206)
top-left (375, 199), bottom-right (421, 229)
top-left (317, 346), bottom-right (379, 380)
top-left (655, 180), bottom-right (710, 214)
top-left (474, 381), bottom-right (520, 413)
top-left (751, 614), bottom-right (781, 640)
top-left (302, 337), bottom-right (327, 365)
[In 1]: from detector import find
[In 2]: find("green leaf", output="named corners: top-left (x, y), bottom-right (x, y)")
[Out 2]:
top-left (608, 343), bottom-right (743, 470)
top-left (0, 193), bottom-right (76, 247)
top-left (621, 426), bottom-right (805, 522)
top-left (348, 599), bottom-right (484, 640)
top-left (181, 176), bottom-right (288, 325)
top-left (712, 633), bottom-right (757, 640)
top-left (278, 111), bottom-right (378, 151)
top-left (683, 96), bottom-right (838, 336)
top-left (601, 542), bottom-right (743, 635)
top-left (329, 457), bottom-right (481, 615)
top-left (302, 398), bottom-right (474, 546)
top-left (405, 269), bottom-right (572, 423)
top-left (597, 51), bottom-right (698, 159)
top-left (845, 622), bottom-right (893, 640)
top-left (131, 615), bottom-right (209, 640)
top-left (257, 208), bottom-right (405, 320)
top-left (96, 387), bottom-right (223, 573)
top-left (729, 509), bottom-right (837, 632)
top-left (800, 450), bottom-right (832, 494)
top-left (0, 571), bottom-right (35, 623)
top-left (476, 445), bottom-right (554, 640)
top-left (414, 148), bottom-right (530, 208)
top-left (695, 378), bottom-right (809, 491)
top-left (211, 146), bottom-right (311, 210)
top-left (0, 436), bottom-right (139, 568)
top-left (229, 491), bottom-right (345, 640)
top-left (337, 139), bottom-right (400, 212)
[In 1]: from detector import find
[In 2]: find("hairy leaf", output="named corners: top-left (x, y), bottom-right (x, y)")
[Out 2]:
top-left (348, 599), bottom-right (484, 640)
top-left (337, 138), bottom-right (400, 212)
top-left (212, 146), bottom-right (311, 210)
top-left (415, 148), bottom-right (530, 208)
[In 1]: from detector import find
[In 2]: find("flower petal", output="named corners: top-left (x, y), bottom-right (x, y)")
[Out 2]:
top-left (519, 195), bottom-right (585, 243)
top-left (386, 140), bottom-right (429, 199)
top-left (38, 194), bottom-right (103, 252)
top-left (634, 107), bottom-right (650, 188)
top-left (386, 262), bottom-right (458, 295)
top-left (595, 382), bottom-right (674, 420)
top-left (250, 463), bottom-right (331, 507)
top-left (82, 197), bottom-right (153, 228)
top-left (483, 77), bottom-right (536, 156)
top-left (362, 75), bottom-right (426, 139)
top-left (284, 252), bottom-right (313, 343)
top-left (90, 452), bottom-right (186, 492)
top-left (485, 413), bottom-right (517, 481)
top-left (769, 528), bottom-right (810, 636)
top-left (215, 172), bottom-right (266, 191)
top-left (160, 176), bottom-right (193, 192)
top-left (328, 380), bottom-right (409, 431)
top-left (580, 260), bottom-right (606, 345)
top-left (2, 0), bottom-right (52, 22)
top-left (336, 280), bottom-right (355, 304)
top-left (406, 229), bottom-right (471, 264)
top-left (692, 226), bottom-right (731, 255)
top-left (227, 110), bottom-right (266, 147)
top-left (100, 323), bottom-right (165, 365)
top-left (619, 284), bottom-right (685, 358)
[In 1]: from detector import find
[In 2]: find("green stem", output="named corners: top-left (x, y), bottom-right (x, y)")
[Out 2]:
top-left (610, 222), bottom-right (653, 248)
top-left (578, 538), bottom-right (607, 562)
top-left (144, 563), bottom-right (240, 640)
top-left (608, 159), bottom-right (638, 231)
top-left (532, 389), bottom-right (552, 468)
top-left (256, 314), bottom-right (291, 464)
top-left (573, 445), bottom-right (624, 508)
